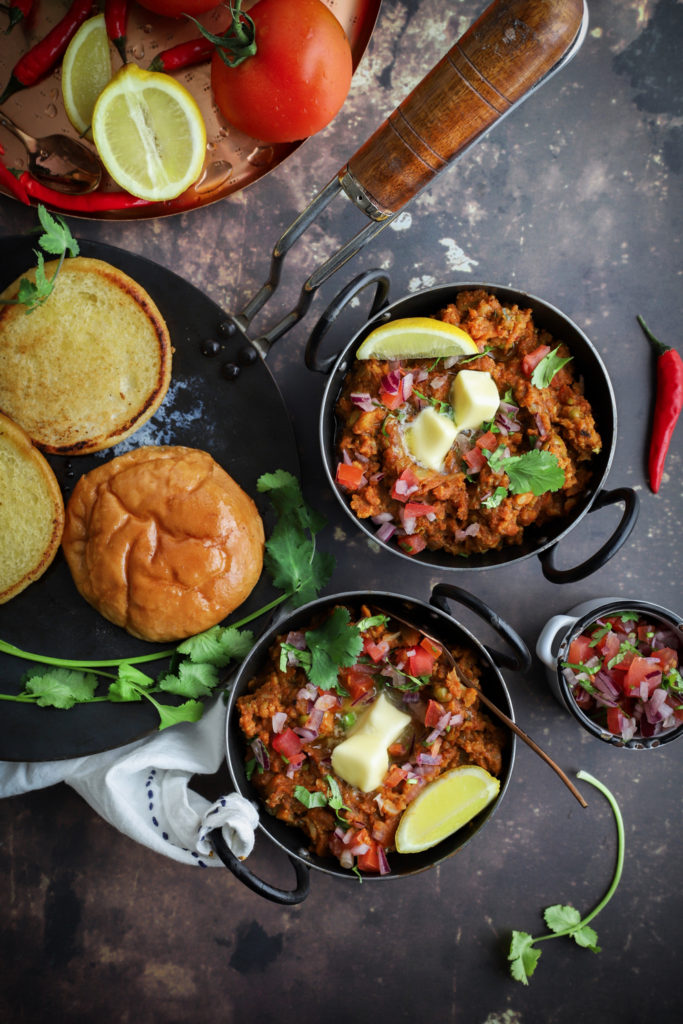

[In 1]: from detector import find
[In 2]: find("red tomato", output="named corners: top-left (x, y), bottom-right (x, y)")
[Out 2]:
top-left (476, 430), bottom-right (498, 452)
top-left (335, 462), bottom-right (364, 490)
top-left (211, 0), bottom-right (353, 143)
top-left (607, 706), bottom-right (631, 736)
top-left (623, 657), bottom-right (662, 697)
top-left (363, 638), bottom-right (389, 663)
top-left (407, 646), bottom-right (436, 677)
top-left (137, 0), bottom-right (221, 15)
top-left (398, 534), bottom-right (427, 556)
top-left (424, 698), bottom-right (444, 727)
top-left (354, 830), bottom-right (381, 872)
top-left (567, 634), bottom-right (593, 664)
top-left (463, 446), bottom-right (487, 473)
top-left (271, 728), bottom-right (302, 759)
top-left (342, 666), bottom-right (374, 703)
top-left (596, 630), bottom-right (621, 662)
top-left (391, 468), bottom-right (420, 502)
top-left (650, 647), bottom-right (678, 674)
top-left (404, 501), bottom-right (437, 518)
top-left (380, 385), bottom-right (404, 409)
top-left (522, 345), bottom-right (551, 378)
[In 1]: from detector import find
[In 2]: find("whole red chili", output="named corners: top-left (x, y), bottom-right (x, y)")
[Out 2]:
top-left (148, 36), bottom-right (215, 74)
top-left (104, 0), bottom-right (128, 65)
top-left (637, 315), bottom-right (683, 494)
top-left (4, 0), bottom-right (35, 33)
top-left (19, 171), bottom-right (158, 212)
top-left (0, 145), bottom-right (30, 204)
top-left (0, 0), bottom-right (94, 105)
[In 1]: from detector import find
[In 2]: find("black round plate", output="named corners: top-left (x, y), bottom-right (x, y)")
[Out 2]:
top-left (0, 237), bottom-right (299, 762)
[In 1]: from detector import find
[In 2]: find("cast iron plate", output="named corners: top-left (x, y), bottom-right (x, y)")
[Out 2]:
top-left (0, 236), bottom-right (299, 762)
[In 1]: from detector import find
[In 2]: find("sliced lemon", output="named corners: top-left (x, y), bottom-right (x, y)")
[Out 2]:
top-left (62, 14), bottom-right (113, 139)
top-left (92, 63), bottom-right (207, 201)
top-left (395, 764), bottom-right (500, 854)
top-left (356, 317), bottom-right (478, 360)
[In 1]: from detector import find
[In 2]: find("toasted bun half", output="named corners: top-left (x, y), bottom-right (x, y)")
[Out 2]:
top-left (0, 256), bottom-right (172, 456)
top-left (62, 446), bottom-right (265, 642)
top-left (0, 412), bottom-right (65, 604)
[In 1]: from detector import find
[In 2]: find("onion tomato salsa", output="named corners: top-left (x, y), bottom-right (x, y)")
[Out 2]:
top-left (237, 605), bottom-right (506, 874)
top-left (562, 610), bottom-right (683, 741)
top-left (335, 290), bottom-right (603, 557)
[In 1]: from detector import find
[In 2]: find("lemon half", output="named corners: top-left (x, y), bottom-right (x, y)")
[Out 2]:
top-left (356, 317), bottom-right (478, 360)
top-left (62, 14), bottom-right (112, 139)
top-left (92, 64), bottom-right (207, 201)
top-left (395, 764), bottom-right (500, 853)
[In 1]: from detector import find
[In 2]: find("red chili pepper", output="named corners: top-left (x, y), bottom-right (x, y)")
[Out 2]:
top-left (104, 0), bottom-right (128, 65)
top-left (4, 0), bottom-right (34, 33)
top-left (637, 315), bottom-right (683, 494)
top-left (19, 171), bottom-right (158, 212)
top-left (0, 145), bottom-right (30, 204)
top-left (148, 37), bottom-right (215, 74)
top-left (0, 0), bottom-right (94, 105)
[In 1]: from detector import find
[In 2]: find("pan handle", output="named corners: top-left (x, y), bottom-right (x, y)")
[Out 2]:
top-left (429, 583), bottom-right (531, 673)
top-left (340, 0), bottom-right (587, 219)
top-left (209, 828), bottom-right (311, 905)
top-left (539, 487), bottom-right (639, 584)
top-left (305, 269), bottom-right (391, 374)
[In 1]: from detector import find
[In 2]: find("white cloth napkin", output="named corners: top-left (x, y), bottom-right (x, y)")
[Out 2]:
top-left (0, 696), bottom-right (259, 867)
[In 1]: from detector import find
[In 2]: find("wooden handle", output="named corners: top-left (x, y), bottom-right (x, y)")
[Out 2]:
top-left (340, 0), bottom-right (585, 218)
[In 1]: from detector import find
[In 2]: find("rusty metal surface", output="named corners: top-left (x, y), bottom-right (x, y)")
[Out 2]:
top-left (0, 1), bottom-right (682, 1022)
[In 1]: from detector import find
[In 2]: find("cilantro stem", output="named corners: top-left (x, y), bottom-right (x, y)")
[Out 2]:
top-left (0, 638), bottom-right (175, 669)
top-left (229, 591), bottom-right (291, 629)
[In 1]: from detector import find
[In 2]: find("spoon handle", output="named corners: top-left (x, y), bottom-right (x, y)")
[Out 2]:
top-left (0, 111), bottom-right (37, 154)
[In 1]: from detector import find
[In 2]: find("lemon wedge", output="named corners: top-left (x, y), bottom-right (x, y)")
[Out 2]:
top-left (356, 317), bottom-right (478, 360)
top-left (395, 764), bottom-right (500, 853)
top-left (92, 64), bottom-right (207, 201)
top-left (62, 14), bottom-right (112, 139)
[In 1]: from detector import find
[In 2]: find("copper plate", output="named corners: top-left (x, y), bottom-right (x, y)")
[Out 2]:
top-left (0, 0), bottom-right (381, 220)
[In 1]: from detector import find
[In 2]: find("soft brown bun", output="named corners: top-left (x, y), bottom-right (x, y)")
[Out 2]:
top-left (0, 412), bottom-right (65, 604)
top-left (0, 256), bottom-right (172, 456)
top-left (62, 446), bottom-right (265, 642)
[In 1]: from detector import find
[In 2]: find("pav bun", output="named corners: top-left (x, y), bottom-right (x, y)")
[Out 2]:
top-left (0, 412), bottom-right (65, 604)
top-left (62, 446), bottom-right (265, 642)
top-left (0, 257), bottom-right (172, 455)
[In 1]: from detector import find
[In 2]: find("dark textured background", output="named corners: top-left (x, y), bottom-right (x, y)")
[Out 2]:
top-left (1, 1), bottom-right (681, 1022)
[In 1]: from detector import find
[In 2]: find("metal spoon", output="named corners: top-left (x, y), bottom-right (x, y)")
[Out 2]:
top-left (371, 605), bottom-right (588, 808)
top-left (0, 111), bottom-right (102, 194)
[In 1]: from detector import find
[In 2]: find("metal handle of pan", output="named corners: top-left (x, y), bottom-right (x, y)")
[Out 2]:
top-left (340, 0), bottom-right (587, 219)
top-left (429, 583), bottom-right (532, 673)
top-left (209, 827), bottom-right (311, 905)
top-left (539, 487), bottom-right (640, 584)
top-left (230, 0), bottom-right (588, 352)
top-left (305, 269), bottom-right (391, 374)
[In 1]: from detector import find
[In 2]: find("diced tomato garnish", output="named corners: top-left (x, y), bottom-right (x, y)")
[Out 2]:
top-left (568, 634), bottom-right (594, 665)
top-left (335, 462), bottom-right (365, 490)
top-left (286, 751), bottom-right (306, 770)
top-left (463, 446), bottom-right (487, 474)
top-left (607, 705), bottom-right (632, 736)
top-left (522, 344), bottom-right (551, 378)
top-left (391, 468), bottom-right (420, 502)
top-left (355, 831), bottom-right (381, 873)
top-left (420, 636), bottom-right (442, 658)
top-left (424, 698), bottom-right (445, 727)
top-left (476, 430), bottom-right (498, 452)
top-left (398, 533), bottom-right (427, 555)
top-left (623, 657), bottom-right (662, 698)
top-left (404, 501), bottom-right (437, 518)
top-left (407, 646), bottom-right (436, 677)
top-left (650, 647), bottom-right (678, 674)
top-left (363, 637), bottom-right (390, 663)
top-left (596, 630), bottom-right (621, 662)
top-left (604, 616), bottom-right (633, 635)
top-left (342, 665), bottom-right (375, 703)
top-left (384, 764), bottom-right (407, 789)
top-left (380, 384), bottom-right (403, 409)
top-left (271, 728), bottom-right (303, 759)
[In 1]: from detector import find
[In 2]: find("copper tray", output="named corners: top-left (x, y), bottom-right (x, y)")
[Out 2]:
top-left (0, 0), bottom-right (381, 220)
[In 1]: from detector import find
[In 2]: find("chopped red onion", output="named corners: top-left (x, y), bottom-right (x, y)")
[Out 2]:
top-left (534, 413), bottom-right (549, 438)
top-left (443, 356), bottom-right (459, 369)
top-left (417, 752), bottom-right (442, 766)
top-left (431, 374), bottom-right (448, 389)
top-left (315, 693), bottom-right (339, 711)
top-left (297, 683), bottom-right (318, 703)
top-left (349, 843), bottom-right (370, 856)
top-left (415, 368), bottom-right (430, 382)
top-left (250, 738), bottom-right (270, 771)
top-left (402, 372), bottom-right (414, 399)
top-left (377, 846), bottom-right (391, 875)
top-left (350, 392), bottom-right (375, 412)
top-left (376, 522), bottom-right (397, 543)
top-left (271, 711), bottom-right (287, 734)
top-left (381, 369), bottom-right (401, 395)
top-left (371, 512), bottom-right (394, 525)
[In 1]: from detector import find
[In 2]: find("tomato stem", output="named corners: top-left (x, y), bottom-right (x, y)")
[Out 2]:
top-left (187, 2), bottom-right (257, 69)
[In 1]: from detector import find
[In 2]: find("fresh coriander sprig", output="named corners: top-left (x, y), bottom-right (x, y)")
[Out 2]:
top-left (508, 770), bottom-right (625, 985)
top-left (0, 205), bottom-right (79, 313)
top-left (530, 345), bottom-right (573, 388)
top-left (0, 471), bottom-right (333, 730)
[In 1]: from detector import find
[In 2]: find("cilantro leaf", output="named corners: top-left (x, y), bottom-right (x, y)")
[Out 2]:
top-left (530, 345), bottom-right (573, 388)
top-left (2, 206), bottom-right (80, 314)
top-left (572, 925), bottom-right (600, 952)
top-left (36, 204), bottom-right (79, 258)
top-left (294, 786), bottom-right (328, 809)
top-left (23, 667), bottom-right (99, 709)
top-left (544, 904), bottom-right (581, 933)
top-left (306, 607), bottom-right (364, 691)
top-left (158, 661), bottom-right (220, 699)
top-left (257, 469), bottom-right (326, 535)
top-left (326, 774), bottom-right (351, 824)
top-left (177, 624), bottom-right (254, 667)
top-left (156, 699), bottom-right (204, 731)
top-left (482, 486), bottom-right (507, 509)
top-left (508, 931), bottom-right (541, 985)
top-left (504, 449), bottom-right (565, 496)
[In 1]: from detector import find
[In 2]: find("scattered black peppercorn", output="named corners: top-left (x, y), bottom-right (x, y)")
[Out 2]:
top-left (221, 362), bottom-right (240, 380)
top-left (218, 319), bottom-right (237, 338)
top-left (237, 345), bottom-right (258, 366)
top-left (200, 338), bottom-right (221, 357)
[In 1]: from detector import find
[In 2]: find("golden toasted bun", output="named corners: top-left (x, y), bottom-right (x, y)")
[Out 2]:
top-left (0, 412), bottom-right (65, 604)
top-left (0, 256), bottom-right (172, 456)
top-left (62, 446), bottom-right (265, 642)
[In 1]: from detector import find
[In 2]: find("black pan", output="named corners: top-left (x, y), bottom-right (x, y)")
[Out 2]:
top-left (0, 236), bottom-right (299, 762)
top-left (210, 584), bottom-right (528, 904)
top-left (306, 274), bottom-right (639, 583)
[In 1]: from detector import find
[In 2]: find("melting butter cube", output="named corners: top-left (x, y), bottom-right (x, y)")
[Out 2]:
top-left (450, 370), bottom-right (500, 432)
top-left (404, 406), bottom-right (458, 472)
top-left (331, 693), bottom-right (410, 792)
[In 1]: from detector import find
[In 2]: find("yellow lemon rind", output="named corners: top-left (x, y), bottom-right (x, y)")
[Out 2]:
top-left (356, 317), bottom-right (478, 361)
